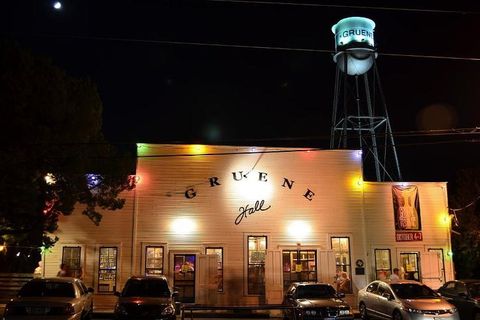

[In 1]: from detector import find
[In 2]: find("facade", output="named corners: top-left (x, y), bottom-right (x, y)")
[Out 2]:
top-left (41, 144), bottom-right (454, 306)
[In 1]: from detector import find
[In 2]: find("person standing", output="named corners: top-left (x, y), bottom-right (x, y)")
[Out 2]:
top-left (57, 263), bottom-right (68, 277)
top-left (390, 268), bottom-right (400, 282)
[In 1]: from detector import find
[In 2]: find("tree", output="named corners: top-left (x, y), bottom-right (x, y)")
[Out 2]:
top-left (0, 40), bottom-right (136, 272)
top-left (449, 168), bottom-right (480, 279)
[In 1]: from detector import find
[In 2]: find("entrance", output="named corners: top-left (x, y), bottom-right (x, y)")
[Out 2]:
top-left (399, 252), bottom-right (420, 281)
top-left (174, 254), bottom-right (196, 303)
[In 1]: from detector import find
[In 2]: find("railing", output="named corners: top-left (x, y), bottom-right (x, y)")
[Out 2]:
top-left (181, 304), bottom-right (296, 320)
top-left (0, 273), bottom-right (33, 304)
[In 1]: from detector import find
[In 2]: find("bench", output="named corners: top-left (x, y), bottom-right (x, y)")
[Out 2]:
top-left (0, 273), bottom-right (33, 304)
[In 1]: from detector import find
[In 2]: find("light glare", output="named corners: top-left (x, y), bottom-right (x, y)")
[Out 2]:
top-left (171, 218), bottom-right (196, 235)
top-left (53, 1), bottom-right (62, 10)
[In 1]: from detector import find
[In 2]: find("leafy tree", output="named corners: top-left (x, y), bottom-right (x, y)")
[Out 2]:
top-left (449, 168), bottom-right (480, 279)
top-left (0, 40), bottom-right (136, 272)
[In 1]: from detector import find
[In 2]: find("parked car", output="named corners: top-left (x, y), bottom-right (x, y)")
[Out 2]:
top-left (358, 280), bottom-right (459, 320)
top-left (437, 279), bottom-right (480, 320)
top-left (3, 277), bottom-right (94, 320)
top-left (114, 275), bottom-right (177, 320)
top-left (282, 282), bottom-right (353, 320)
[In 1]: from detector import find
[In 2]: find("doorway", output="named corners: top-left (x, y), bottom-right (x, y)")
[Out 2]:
top-left (173, 254), bottom-right (196, 303)
top-left (399, 252), bottom-right (420, 281)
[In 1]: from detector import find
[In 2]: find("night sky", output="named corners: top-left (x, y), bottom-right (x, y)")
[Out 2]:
top-left (2, 0), bottom-right (480, 183)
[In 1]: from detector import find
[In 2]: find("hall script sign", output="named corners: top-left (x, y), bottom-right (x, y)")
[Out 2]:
top-left (182, 171), bottom-right (316, 225)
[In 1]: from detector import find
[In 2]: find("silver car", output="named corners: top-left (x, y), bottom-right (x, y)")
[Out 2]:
top-left (358, 280), bottom-right (459, 320)
top-left (3, 277), bottom-right (94, 320)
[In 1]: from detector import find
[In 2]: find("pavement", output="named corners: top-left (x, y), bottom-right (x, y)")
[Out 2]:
top-left (1, 303), bottom-right (361, 319)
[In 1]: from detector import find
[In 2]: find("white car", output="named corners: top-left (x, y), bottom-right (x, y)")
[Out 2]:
top-left (3, 277), bottom-right (94, 320)
top-left (358, 280), bottom-right (459, 320)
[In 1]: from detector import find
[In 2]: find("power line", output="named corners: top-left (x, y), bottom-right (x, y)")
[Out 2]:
top-left (207, 0), bottom-right (480, 15)
top-left (8, 32), bottom-right (480, 62)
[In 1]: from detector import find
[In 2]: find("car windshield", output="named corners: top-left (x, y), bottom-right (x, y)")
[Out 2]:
top-left (18, 281), bottom-right (75, 298)
top-left (468, 283), bottom-right (480, 298)
top-left (390, 283), bottom-right (437, 299)
top-left (296, 285), bottom-right (336, 299)
top-left (122, 279), bottom-right (170, 297)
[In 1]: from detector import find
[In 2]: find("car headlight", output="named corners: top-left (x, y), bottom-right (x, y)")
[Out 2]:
top-left (406, 308), bottom-right (423, 314)
top-left (161, 305), bottom-right (175, 316)
top-left (339, 309), bottom-right (351, 315)
top-left (305, 310), bottom-right (316, 315)
top-left (449, 307), bottom-right (458, 314)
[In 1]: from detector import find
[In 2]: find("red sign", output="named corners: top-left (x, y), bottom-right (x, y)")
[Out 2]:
top-left (396, 232), bottom-right (423, 242)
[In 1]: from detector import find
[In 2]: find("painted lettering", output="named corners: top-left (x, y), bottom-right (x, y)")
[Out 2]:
top-left (282, 178), bottom-right (294, 189)
top-left (235, 200), bottom-right (271, 225)
top-left (185, 188), bottom-right (197, 199)
top-left (209, 177), bottom-right (221, 187)
top-left (232, 171), bottom-right (247, 181)
top-left (258, 172), bottom-right (268, 182)
top-left (304, 189), bottom-right (315, 201)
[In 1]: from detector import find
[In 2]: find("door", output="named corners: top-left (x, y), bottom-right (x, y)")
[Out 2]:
top-left (421, 251), bottom-right (444, 289)
top-left (174, 254), bottom-right (196, 303)
top-left (266, 250), bottom-right (283, 304)
top-left (399, 252), bottom-right (420, 281)
top-left (197, 254), bottom-right (218, 305)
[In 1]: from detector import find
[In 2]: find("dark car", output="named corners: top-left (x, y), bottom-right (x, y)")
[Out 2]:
top-left (114, 275), bottom-right (177, 320)
top-left (3, 277), bottom-right (94, 320)
top-left (437, 280), bottom-right (480, 320)
top-left (283, 282), bottom-right (353, 320)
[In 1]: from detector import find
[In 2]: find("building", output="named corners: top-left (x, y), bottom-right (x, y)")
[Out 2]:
top-left (42, 144), bottom-right (453, 306)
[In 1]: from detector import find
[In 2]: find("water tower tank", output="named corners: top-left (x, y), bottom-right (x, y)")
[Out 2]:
top-left (332, 17), bottom-right (376, 75)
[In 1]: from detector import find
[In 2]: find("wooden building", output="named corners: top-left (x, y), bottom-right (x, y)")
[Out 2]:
top-left (42, 144), bottom-right (454, 306)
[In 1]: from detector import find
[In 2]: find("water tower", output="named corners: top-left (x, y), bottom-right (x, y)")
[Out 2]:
top-left (330, 17), bottom-right (402, 182)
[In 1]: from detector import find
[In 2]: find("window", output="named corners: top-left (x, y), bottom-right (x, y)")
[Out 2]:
top-left (98, 247), bottom-right (118, 293)
top-left (366, 282), bottom-right (379, 293)
top-left (247, 236), bottom-right (267, 295)
top-left (331, 237), bottom-right (352, 293)
top-left (206, 247), bottom-right (224, 292)
top-left (282, 250), bottom-right (317, 290)
top-left (62, 246), bottom-right (82, 278)
top-left (145, 246), bottom-right (164, 276)
top-left (374, 249), bottom-right (392, 280)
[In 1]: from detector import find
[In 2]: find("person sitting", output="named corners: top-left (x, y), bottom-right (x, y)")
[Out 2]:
top-left (337, 271), bottom-right (351, 293)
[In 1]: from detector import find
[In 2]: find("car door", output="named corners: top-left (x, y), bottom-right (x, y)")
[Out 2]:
top-left (363, 282), bottom-right (382, 318)
top-left (77, 280), bottom-right (93, 314)
top-left (376, 283), bottom-right (397, 319)
top-left (283, 285), bottom-right (297, 319)
top-left (453, 282), bottom-right (475, 318)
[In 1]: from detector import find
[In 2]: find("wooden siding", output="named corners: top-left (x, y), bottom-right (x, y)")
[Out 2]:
top-left (48, 144), bottom-right (453, 306)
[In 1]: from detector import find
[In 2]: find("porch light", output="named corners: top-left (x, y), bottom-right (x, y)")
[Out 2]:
top-left (287, 221), bottom-right (311, 240)
top-left (171, 218), bottom-right (197, 235)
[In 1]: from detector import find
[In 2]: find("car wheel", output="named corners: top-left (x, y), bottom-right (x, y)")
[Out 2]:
top-left (359, 302), bottom-right (368, 320)
top-left (392, 310), bottom-right (403, 320)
